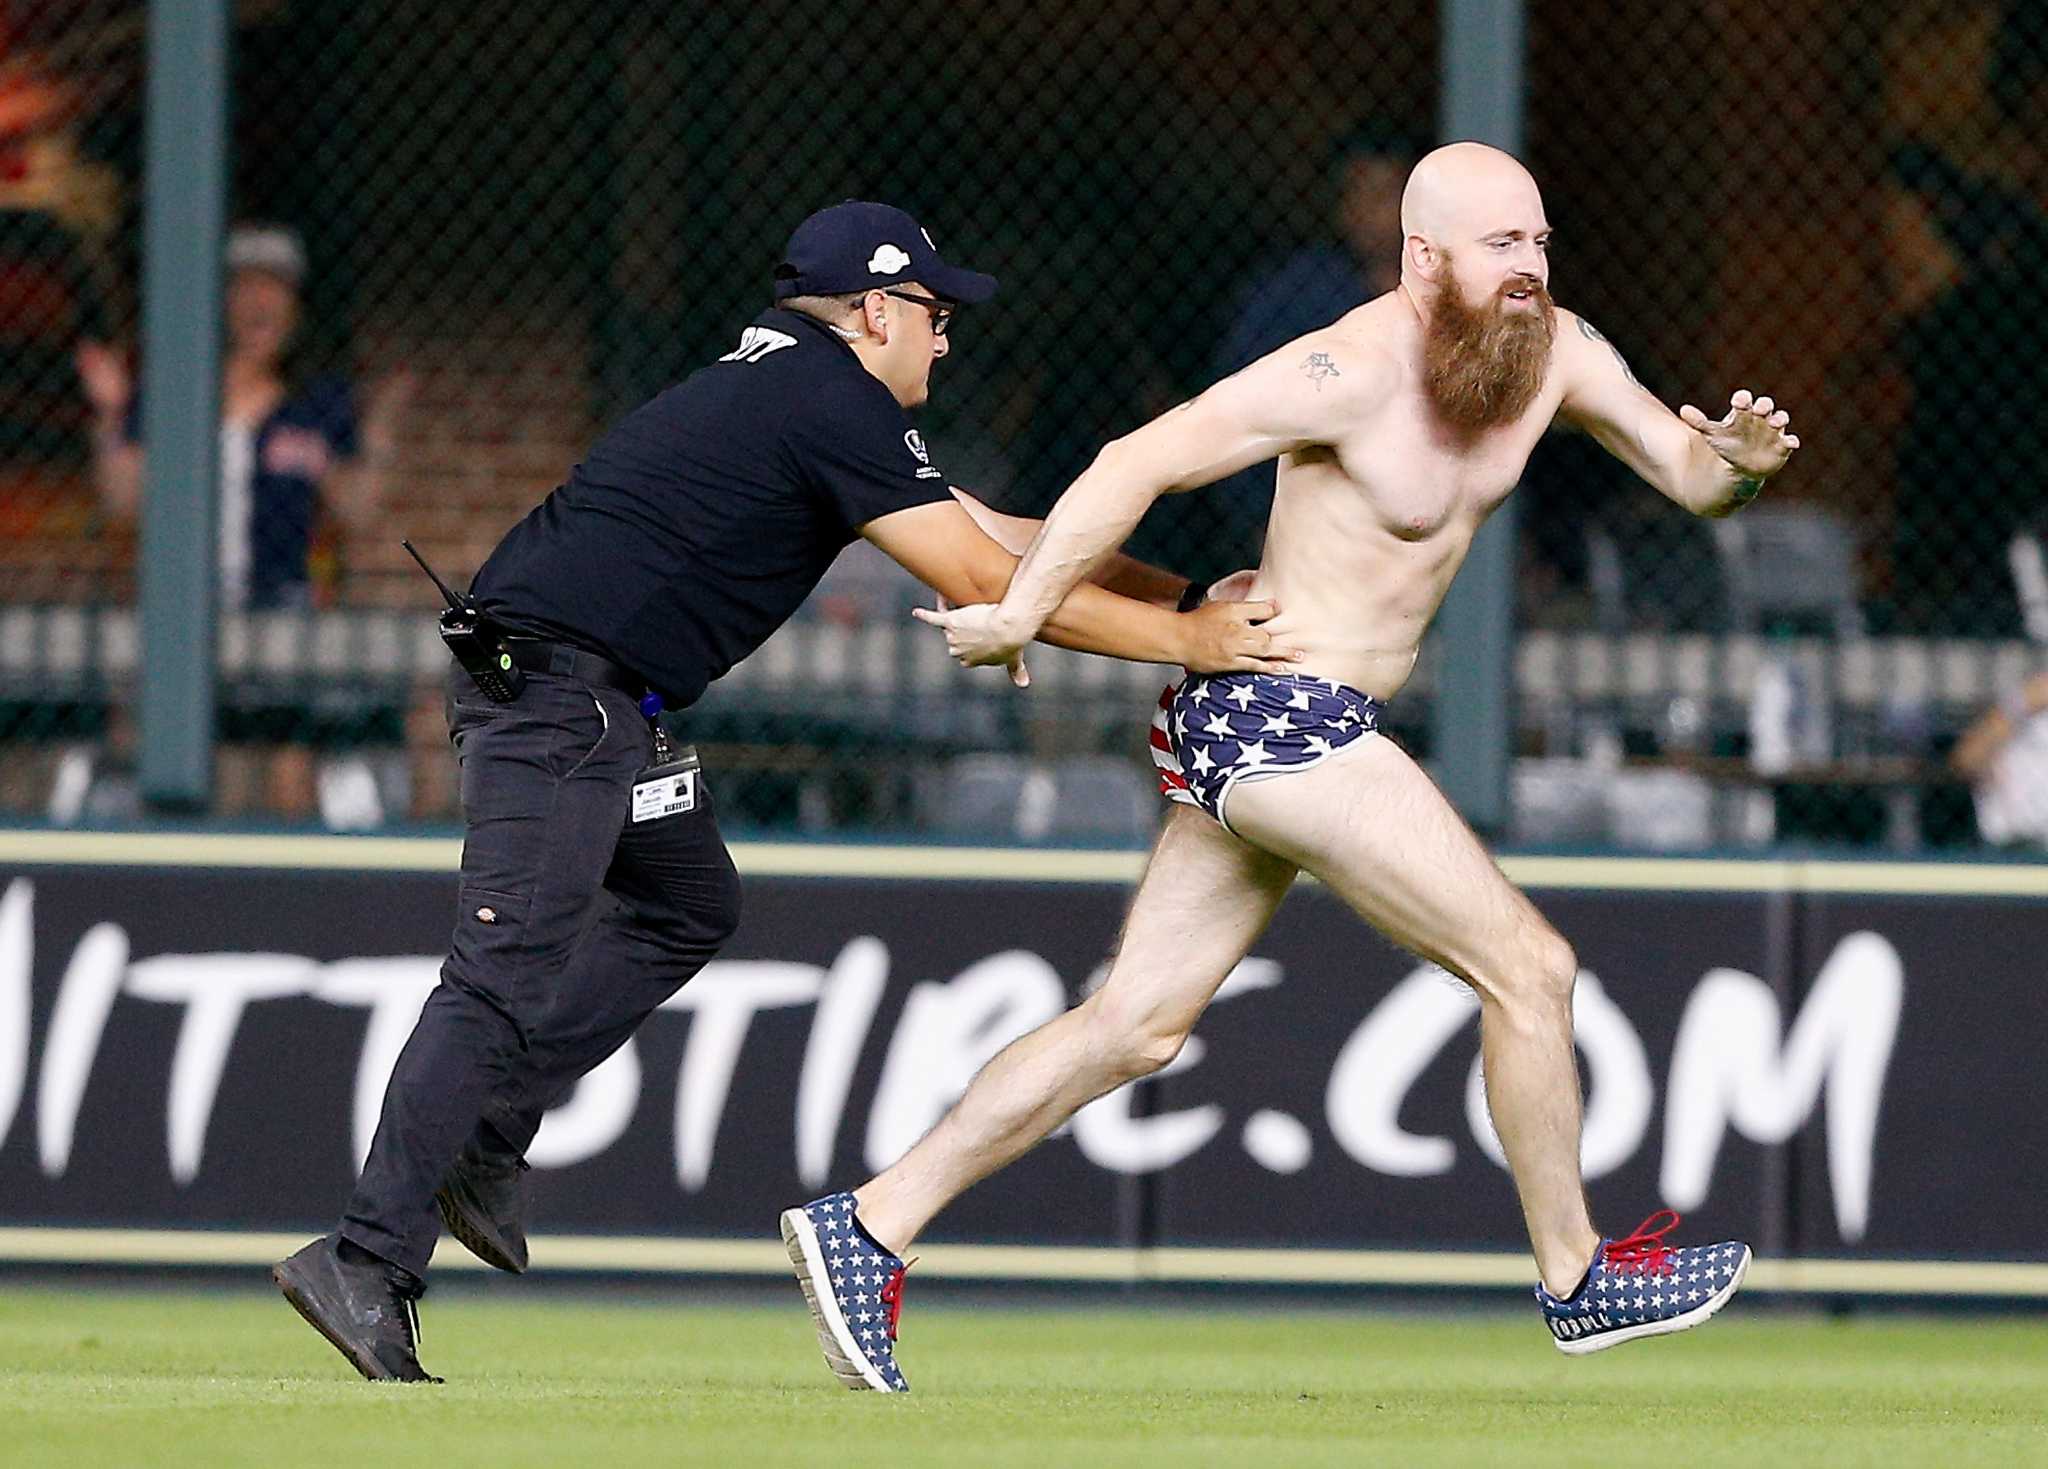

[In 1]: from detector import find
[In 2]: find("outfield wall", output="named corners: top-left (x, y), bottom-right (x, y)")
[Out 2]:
top-left (0, 831), bottom-right (2043, 1298)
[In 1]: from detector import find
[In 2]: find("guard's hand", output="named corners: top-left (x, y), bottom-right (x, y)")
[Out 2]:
top-left (913, 601), bottom-right (1032, 687)
top-left (1180, 599), bottom-right (1305, 675)
top-left (1678, 389), bottom-right (1799, 501)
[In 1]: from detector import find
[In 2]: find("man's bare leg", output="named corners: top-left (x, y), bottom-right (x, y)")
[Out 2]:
top-left (852, 805), bottom-right (1298, 1255)
top-left (1224, 738), bottom-right (1601, 1296)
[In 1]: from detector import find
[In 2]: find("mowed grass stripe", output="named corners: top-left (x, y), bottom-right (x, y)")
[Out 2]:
top-left (0, 1289), bottom-right (2042, 1469)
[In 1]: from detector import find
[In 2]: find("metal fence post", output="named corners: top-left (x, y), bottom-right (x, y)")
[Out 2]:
top-left (137, 0), bottom-right (231, 811)
top-left (1433, 0), bottom-right (1525, 837)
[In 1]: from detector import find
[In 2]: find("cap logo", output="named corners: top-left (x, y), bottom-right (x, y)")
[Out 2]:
top-left (868, 243), bottom-right (911, 275)
top-left (920, 227), bottom-right (935, 249)
top-left (904, 429), bottom-right (929, 465)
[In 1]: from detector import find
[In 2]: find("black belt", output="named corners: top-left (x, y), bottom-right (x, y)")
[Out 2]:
top-left (504, 639), bottom-right (646, 697)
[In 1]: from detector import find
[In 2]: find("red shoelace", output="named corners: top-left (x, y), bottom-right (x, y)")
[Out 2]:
top-left (1602, 1209), bottom-right (1682, 1277)
top-left (879, 1258), bottom-right (915, 1340)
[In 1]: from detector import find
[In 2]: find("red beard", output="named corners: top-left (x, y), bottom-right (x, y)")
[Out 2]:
top-left (1422, 267), bottom-right (1557, 432)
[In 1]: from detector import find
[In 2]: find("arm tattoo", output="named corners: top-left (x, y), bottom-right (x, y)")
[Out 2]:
top-left (1299, 351), bottom-right (1341, 389)
top-left (1576, 318), bottom-right (1641, 388)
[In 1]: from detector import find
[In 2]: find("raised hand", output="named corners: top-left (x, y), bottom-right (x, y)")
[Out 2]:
top-left (1678, 389), bottom-right (1800, 498)
top-left (74, 339), bottom-right (132, 421)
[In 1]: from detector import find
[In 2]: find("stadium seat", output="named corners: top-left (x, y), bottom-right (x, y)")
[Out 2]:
top-left (1712, 505), bottom-right (1866, 639)
top-left (928, 753), bottom-right (1156, 843)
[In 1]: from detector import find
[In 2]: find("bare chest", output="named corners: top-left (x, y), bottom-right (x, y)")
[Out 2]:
top-left (1298, 410), bottom-right (1545, 542)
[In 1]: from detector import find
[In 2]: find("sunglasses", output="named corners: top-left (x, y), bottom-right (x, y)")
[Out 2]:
top-left (882, 289), bottom-right (956, 336)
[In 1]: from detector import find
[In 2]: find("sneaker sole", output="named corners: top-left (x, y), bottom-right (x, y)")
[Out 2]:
top-left (779, 1207), bottom-right (897, 1393)
top-left (1552, 1247), bottom-right (1752, 1356)
top-left (272, 1259), bottom-right (399, 1383)
top-left (435, 1185), bottom-right (526, 1274)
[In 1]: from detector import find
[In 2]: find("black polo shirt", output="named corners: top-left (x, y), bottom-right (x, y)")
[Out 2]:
top-left (470, 307), bottom-right (951, 708)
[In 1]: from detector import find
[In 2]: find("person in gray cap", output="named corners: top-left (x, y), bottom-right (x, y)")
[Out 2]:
top-left (78, 222), bottom-right (412, 612)
top-left (70, 222), bottom-right (413, 823)
top-left (271, 199), bottom-right (1301, 1383)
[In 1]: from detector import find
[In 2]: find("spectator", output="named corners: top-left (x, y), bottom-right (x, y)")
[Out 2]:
top-left (75, 222), bottom-right (412, 610)
top-left (1886, 145), bottom-right (2048, 636)
top-left (1213, 120), bottom-right (1421, 376)
top-left (1203, 121), bottom-right (1423, 559)
top-left (1952, 671), bottom-right (2048, 846)
top-left (64, 223), bottom-right (413, 821)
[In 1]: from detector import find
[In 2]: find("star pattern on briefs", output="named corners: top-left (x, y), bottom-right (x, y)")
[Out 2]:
top-left (1152, 672), bottom-right (1383, 819)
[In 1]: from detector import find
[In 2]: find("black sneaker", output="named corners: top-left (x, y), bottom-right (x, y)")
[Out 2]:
top-left (272, 1234), bottom-right (441, 1383)
top-left (435, 1143), bottom-right (530, 1274)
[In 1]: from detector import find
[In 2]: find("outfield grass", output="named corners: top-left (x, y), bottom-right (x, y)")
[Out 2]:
top-left (1, 1286), bottom-right (2043, 1468)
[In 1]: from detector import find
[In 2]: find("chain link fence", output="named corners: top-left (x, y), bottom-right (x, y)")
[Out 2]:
top-left (1, 0), bottom-right (2045, 850)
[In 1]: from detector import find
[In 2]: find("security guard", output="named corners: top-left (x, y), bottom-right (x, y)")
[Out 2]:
top-left (272, 201), bottom-right (1299, 1381)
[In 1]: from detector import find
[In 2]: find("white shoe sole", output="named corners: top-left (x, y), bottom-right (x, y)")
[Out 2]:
top-left (780, 1207), bottom-right (899, 1392)
top-left (1553, 1247), bottom-right (1752, 1356)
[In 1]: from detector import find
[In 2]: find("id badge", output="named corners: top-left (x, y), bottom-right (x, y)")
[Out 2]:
top-left (630, 744), bottom-right (701, 823)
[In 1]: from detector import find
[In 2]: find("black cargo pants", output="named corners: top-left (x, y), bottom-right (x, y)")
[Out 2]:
top-left (340, 666), bottom-right (742, 1276)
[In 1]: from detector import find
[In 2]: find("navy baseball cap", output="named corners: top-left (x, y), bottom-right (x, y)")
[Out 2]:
top-left (773, 201), bottom-right (998, 305)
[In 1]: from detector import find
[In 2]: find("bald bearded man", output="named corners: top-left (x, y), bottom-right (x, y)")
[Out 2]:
top-left (781, 143), bottom-right (1799, 1391)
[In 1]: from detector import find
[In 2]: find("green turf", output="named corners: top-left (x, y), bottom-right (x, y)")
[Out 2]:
top-left (1, 1287), bottom-right (2043, 1468)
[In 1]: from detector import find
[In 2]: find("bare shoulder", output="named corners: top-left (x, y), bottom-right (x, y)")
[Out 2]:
top-left (1227, 304), bottom-right (1401, 417)
top-left (1553, 306), bottom-right (1641, 389)
top-left (1137, 298), bottom-right (1403, 467)
top-left (1299, 303), bottom-right (1402, 387)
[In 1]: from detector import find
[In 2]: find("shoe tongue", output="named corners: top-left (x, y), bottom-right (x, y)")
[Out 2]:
top-left (335, 1237), bottom-right (386, 1270)
top-left (335, 1238), bottom-right (426, 1297)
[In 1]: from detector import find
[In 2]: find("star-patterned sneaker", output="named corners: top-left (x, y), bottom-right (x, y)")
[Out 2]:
top-left (780, 1192), bottom-right (912, 1393)
top-left (1537, 1210), bottom-right (1751, 1355)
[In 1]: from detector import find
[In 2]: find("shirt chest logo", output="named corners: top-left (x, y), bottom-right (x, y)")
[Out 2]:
top-left (903, 429), bottom-right (929, 465)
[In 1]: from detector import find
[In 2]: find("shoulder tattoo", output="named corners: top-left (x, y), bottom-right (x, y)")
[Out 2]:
top-left (1575, 318), bottom-right (1641, 388)
top-left (1299, 351), bottom-right (1342, 390)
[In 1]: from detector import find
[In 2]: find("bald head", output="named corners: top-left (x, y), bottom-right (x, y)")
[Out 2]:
top-left (1400, 142), bottom-right (1544, 243)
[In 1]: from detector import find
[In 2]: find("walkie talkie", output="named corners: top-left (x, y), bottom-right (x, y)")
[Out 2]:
top-left (403, 540), bottom-right (526, 703)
